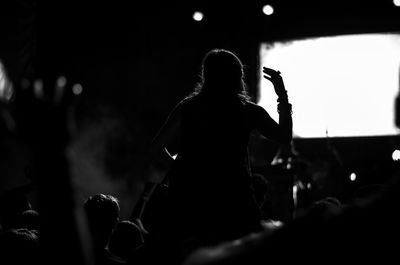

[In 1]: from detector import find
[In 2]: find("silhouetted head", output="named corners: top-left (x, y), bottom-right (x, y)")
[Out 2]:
top-left (0, 228), bottom-right (39, 264)
top-left (84, 194), bottom-right (120, 249)
top-left (198, 49), bottom-right (249, 100)
top-left (307, 197), bottom-right (342, 220)
top-left (108, 220), bottom-right (144, 261)
top-left (19, 209), bottom-right (40, 231)
top-left (0, 192), bottom-right (32, 230)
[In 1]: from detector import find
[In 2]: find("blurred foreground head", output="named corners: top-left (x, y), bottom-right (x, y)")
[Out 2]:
top-left (84, 194), bottom-right (120, 249)
top-left (0, 228), bottom-right (39, 265)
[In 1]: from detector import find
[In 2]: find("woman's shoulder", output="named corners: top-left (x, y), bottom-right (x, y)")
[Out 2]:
top-left (242, 101), bottom-right (273, 123)
top-left (243, 100), bottom-right (266, 113)
top-left (178, 93), bottom-right (205, 109)
top-left (180, 92), bottom-right (199, 104)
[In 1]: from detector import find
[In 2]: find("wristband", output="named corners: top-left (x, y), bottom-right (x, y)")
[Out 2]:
top-left (277, 90), bottom-right (288, 103)
top-left (278, 102), bottom-right (292, 114)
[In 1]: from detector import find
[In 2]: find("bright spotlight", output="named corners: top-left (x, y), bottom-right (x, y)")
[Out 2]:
top-left (0, 68), bottom-right (5, 92)
top-left (0, 61), bottom-right (13, 102)
top-left (33, 79), bottom-right (44, 99)
top-left (193, 11), bottom-right (204, 22)
top-left (56, 76), bottom-right (67, 87)
top-left (394, 0), bottom-right (400, 7)
top-left (72, 83), bottom-right (83, 95)
top-left (350, 172), bottom-right (357, 182)
top-left (262, 5), bottom-right (274, 16)
top-left (392, 149), bottom-right (400, 161)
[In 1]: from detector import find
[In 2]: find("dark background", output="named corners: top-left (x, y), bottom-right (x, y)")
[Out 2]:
top-left (1, 0), bottom-right (400, 215)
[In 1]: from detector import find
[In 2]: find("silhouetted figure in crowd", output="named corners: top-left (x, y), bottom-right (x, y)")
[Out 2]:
top-left (19, 209), bottom-right (40, 231)
top-left (108, 220), bottom-right (144, 263)
top-left (182, 174), bottom-right (400, 264)
top-left (297, 196), bottom-right (342, 222)
top-left (0, 191), bottom-right (32, 231)
top-left (182, 189), bottom-right (395, 265)
top-left (84, 194), bottom-right (123, 265)
top-left (147, 48), bottom-right (292, 262)
top-left (0, 228), bottom-right (39, 265)
top-left (180, 76), bottom-right (400, 265)
top-left (251, 173), bottom-right (271, 219)
top-left (130, 180), bottom-right (167, 237)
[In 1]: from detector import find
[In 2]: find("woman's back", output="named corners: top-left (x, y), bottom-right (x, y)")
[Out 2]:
top-left (148, 49), bottom-right (292, 248)
top-left (167, 95), bottom-right (263, 244)
top-left (180, 94), bottom-right (252, 175)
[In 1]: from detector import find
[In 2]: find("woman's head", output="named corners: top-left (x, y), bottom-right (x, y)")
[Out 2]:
top-left (202, 49), bottom-right (243, 83)
top-left (197, 49), bottom-right (249, 100)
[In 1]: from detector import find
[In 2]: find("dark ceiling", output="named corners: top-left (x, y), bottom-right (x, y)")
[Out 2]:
top-left (1, 0), bottom-right (399, 135)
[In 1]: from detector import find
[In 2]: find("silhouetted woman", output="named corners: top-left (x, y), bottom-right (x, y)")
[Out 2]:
top-left (150, 49), bottom-right (292, 247)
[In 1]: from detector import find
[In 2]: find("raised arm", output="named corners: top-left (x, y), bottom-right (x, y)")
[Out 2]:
top-left (253, 68), bottom-right (293, 144)
top-left (148, 102), bottom-right (182, 173)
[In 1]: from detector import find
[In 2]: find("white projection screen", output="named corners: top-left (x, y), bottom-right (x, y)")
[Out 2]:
top-left (259, 33), bottom-right (400, 138)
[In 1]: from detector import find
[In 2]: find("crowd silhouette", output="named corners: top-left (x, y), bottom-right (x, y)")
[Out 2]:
top-left (1, 47), bottom-right (400, 265)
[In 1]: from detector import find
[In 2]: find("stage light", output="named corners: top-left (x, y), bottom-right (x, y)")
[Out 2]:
top-left (350, 172), bottom-right (357, 182)
top-left (193, 11), bottom-right (204, 22)
top-left (0, 61), bottom-right (13, 102)
top-left (72, 83), bottom-right (83, 95)
top-left (0, 72), bottom-right (6, 99)
top-left (0, 68), bottom-right (5, 91)
top-left (56, 76), bottom-right (67, 87)
top-left (262, 5), bottom-right (274, 16)
top-left (268, 220), bottom-right (283, 228)
top-left (33, 79), bottom-right (44, 99)
top-left (293, 185), bottom-right (298, 205)
top-left (394, 0), bottom-right (400, 7)
top-left (392, 149), bottom-right (400, 161)
top-left (259, 33), bottom-right (400, 138)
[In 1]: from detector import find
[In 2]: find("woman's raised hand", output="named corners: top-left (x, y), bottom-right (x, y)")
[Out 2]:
top-left (263, 67), bottom-right (286, 98)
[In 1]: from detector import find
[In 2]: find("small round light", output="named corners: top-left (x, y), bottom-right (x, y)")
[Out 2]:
top-left (4, 84), bottom-right (13, 101)
top-left (0, 62), bottom-right (13, 102)
top-left (394, 0), bottom-right (400, 7)
top-left (56, 76), bottom-right (67, 87)
top-left (350, 172), bottom-right (357, 182)
top-left (262, 5), bottom-right (274, 16)
top-left (72, 83), bottom-right (83, 95)
top-left (33, 79), bottom-right (44, 98)
top-left (392, 149), bottom-right (400, 161)
top-left (193, 11), bottom-right (204, 22)
top-left (0, 72), bottom-right (5, 91)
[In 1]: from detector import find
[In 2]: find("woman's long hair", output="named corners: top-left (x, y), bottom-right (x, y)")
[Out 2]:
top-left (188, 49), bottom-right (251, 102)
